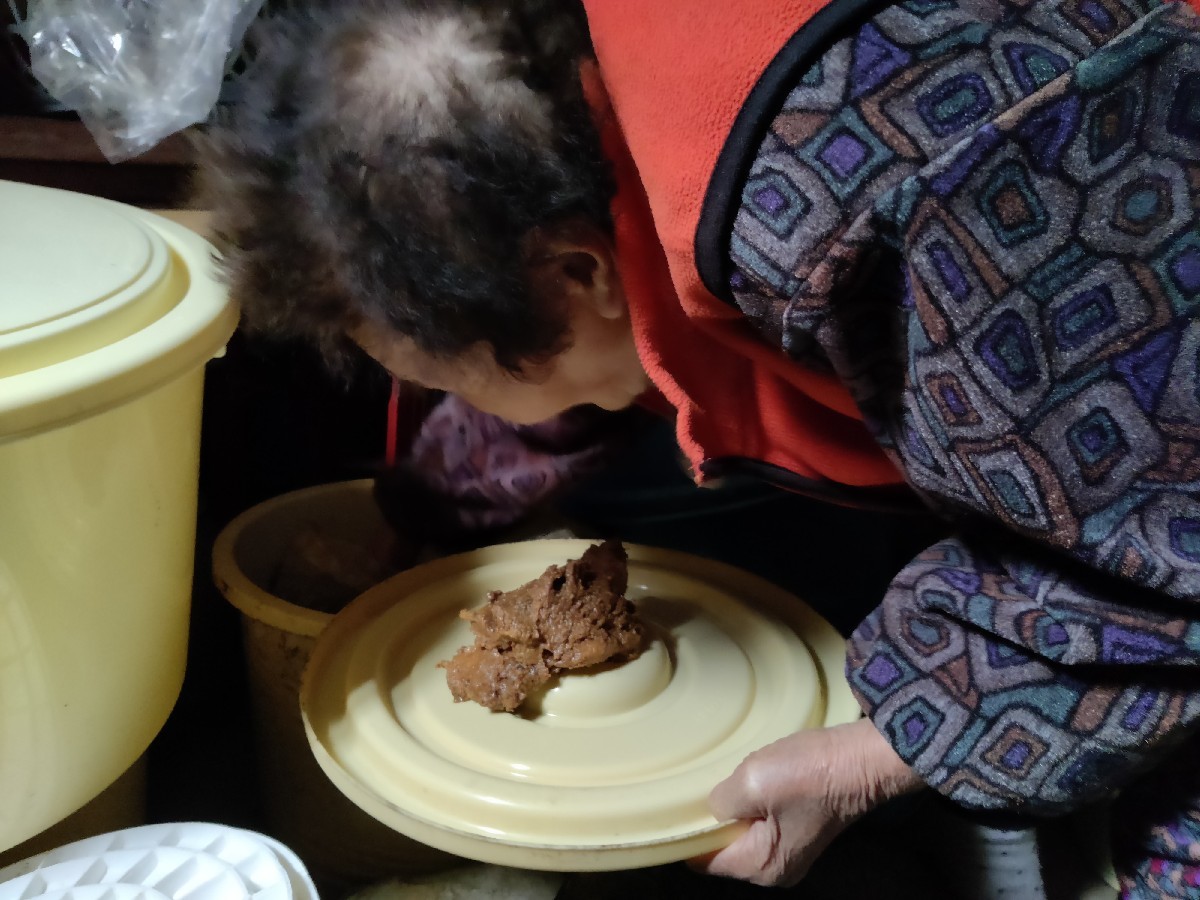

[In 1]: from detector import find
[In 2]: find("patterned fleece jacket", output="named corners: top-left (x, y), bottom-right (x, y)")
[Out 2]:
top-left (392, 1), bottom-right (1200, 894)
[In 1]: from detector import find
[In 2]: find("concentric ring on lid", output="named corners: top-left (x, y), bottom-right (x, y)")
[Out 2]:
top-left (0, 181), bottom-right (238, 441)
top-left (301, 539), bottom-right (861, 871)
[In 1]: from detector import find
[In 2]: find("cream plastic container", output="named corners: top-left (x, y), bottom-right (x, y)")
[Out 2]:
top-left (0, 180), bottom-right (237, 851)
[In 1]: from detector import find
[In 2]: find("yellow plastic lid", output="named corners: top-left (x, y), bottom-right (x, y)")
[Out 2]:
top-left (301, 540), bottom-right (862, 871)
top-left (0, 181), bottom-right (238, 441)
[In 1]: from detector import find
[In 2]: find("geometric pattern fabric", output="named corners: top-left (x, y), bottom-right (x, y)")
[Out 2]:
top-left (728, 2), bottom-right (1200, 894)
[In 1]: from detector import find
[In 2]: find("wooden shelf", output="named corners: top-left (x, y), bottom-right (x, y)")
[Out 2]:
top-left (0, 115), bottom-right (193, 164)
top-left (0, 114), bottom-right (198, 207)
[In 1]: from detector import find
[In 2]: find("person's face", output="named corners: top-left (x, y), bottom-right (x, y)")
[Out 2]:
top-left (351, 311), bottom-right (647, 424)
top-left (349, 223), bottom-right (649, 425)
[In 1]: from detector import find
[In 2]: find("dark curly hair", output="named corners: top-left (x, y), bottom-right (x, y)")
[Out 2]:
top-left (193, 0), bottom-right (615, 372)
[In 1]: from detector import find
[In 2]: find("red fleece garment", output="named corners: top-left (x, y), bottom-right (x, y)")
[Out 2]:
top-left (579, 4), bottom-right (903, 487)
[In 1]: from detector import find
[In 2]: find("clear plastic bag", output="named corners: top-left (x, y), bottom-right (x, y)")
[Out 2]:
top-left (17, 0), bottom-right (265, 162)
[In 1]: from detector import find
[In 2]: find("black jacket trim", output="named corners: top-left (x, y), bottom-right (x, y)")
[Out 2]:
top-left (694, 0), bottom-right (896, 303)
top-left (700, 456), bottom-right (927, 515)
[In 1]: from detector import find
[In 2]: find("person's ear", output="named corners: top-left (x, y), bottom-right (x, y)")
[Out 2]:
top-left (525, 218), bottom-right (626, 320)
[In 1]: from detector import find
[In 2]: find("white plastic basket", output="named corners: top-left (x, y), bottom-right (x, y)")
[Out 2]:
top-left (0, 823), bottom-right (318, 900)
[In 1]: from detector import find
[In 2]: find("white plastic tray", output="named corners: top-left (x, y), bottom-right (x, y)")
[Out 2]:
top-left (0, 823), bottom-right (318, 900)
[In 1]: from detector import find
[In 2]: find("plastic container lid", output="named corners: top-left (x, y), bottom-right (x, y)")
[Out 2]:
top-left (0, 823), bottom-right (318, 900)
top-left (301, 539), bottom-right (862, 871)
top-left (0, 180), bottom-right (237, 441)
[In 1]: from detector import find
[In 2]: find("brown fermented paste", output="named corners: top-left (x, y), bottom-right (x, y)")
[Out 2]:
top-left (439, 540), bottom-right (645, 712)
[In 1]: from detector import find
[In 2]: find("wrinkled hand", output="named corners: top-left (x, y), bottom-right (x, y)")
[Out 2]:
top-left (692, 717), bottom-right (923, 887)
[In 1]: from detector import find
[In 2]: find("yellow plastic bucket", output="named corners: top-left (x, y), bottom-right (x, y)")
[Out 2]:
top-left (0, 181), bottom-right (237, 851)
top-left (211, 480), bottom-right (457, 892)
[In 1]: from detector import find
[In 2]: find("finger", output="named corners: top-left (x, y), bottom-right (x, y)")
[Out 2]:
top-left (695, 818), bottom-right (778, 886)
top-left (684, 817), bottom-right (750, 873)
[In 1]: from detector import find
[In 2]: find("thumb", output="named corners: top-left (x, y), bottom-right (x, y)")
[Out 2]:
top-left (708, 764), bottom-right (765, 823)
